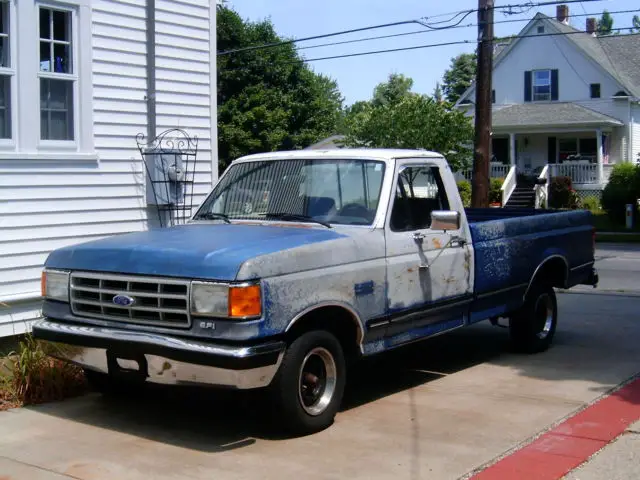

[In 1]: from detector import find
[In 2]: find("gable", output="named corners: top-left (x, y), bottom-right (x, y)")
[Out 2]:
top-left (456, 14), bottom-right (631, 106)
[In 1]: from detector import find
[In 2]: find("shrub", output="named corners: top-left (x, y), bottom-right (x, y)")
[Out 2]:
top-left (549, 176), bottom-right (580, 209)
top-left (601, 163), bottom-right (640, 224)
top-left (0, 334), bottom-right (86, 409)
top-left (457, 180), bottom-right (471, 207)
top-left (581, 195), bottom-right (601, 212)
top-left (489, 178), bottom-right (504, 205)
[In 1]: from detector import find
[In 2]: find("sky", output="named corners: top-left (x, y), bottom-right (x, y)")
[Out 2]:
top-left (223, 0), bottom-right (639, 106)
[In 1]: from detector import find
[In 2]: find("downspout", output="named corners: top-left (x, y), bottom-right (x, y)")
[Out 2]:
top-left (146, 0), bottom-right (156, 140)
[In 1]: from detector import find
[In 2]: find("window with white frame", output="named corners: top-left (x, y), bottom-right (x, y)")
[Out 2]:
top-left (532, 70), bottom-right (551, 101)
top-left (38, 6), bottom-right (74, 141)
top-left (0, 2), bottom-right (11, 139)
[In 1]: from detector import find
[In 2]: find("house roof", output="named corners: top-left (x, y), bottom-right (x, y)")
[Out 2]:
top-left (552, 18), bottom-right (640, 98)
top-left (305, 135), bottom-right (346, 150)
top-left (491, 102), bottom-right (624, 129)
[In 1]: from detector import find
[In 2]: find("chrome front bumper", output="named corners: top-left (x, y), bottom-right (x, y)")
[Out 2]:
top-left (32, 319), bottom-right (285, 390)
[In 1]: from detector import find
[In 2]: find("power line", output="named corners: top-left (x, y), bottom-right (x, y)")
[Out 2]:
top-left (294, 9), bottom-right (640, 53)
top-left (220, 28), bottom-right (640, 72)
top-left (218, 0), bottom-right (602, 56)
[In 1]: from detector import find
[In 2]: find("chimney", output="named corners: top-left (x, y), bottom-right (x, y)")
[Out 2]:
top-left (556, 5), bottom-right (569, 24)
top-left (586, 17), bottom-right (596, 34)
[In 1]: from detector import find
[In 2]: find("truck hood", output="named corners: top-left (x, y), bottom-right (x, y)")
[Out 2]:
top-left (45, 223), bottom-right (349, 281)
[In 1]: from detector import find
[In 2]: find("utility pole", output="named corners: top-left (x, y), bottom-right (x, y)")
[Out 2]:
top-left (471, 0), bottom-right (494, 208)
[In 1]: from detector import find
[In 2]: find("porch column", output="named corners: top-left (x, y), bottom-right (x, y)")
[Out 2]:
top-left (596, 129), bottom-right (604, 185)
top-left (509, 133), bottom-right (516, 167)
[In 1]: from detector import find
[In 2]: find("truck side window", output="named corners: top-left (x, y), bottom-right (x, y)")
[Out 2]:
top-left (390, 166), bottom-right (450, 232)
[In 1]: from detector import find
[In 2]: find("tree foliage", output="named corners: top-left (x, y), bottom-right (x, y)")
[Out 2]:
top-left (343, 76), bottom-right (474, 171)
top-left (632, 15), bottom-right (640, 33)
top-left (597, 10), bottom-right (614, 36)
top-left (372, 73), bottom-right (414, 106)
top-left (442, 53), bottom-right (477, 104)
top-left (217, 7), bottom-right (344, 170)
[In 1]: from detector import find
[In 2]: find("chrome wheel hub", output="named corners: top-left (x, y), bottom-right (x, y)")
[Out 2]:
top-left (298, 347), bottom-right (337, 416)
top-left (535, 293), bottom-right (554, 339)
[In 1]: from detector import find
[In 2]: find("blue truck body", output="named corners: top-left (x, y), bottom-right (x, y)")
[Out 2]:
top-left (33, 149), bottom-right (598, 434)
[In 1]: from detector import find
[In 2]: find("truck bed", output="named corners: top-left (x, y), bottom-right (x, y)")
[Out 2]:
top-left (464, 208), bottom-right (595, 323)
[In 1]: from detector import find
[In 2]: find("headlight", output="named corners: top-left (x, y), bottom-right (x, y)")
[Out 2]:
top-left (191, 281), bottom-right (262, 319)
top-left (41, 269), bottom-right (70, 302)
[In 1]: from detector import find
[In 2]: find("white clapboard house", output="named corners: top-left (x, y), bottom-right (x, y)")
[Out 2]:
top-left (456, 4), bottom-right (640, 208)
top-left (0, 0), bottom-right (218, 337)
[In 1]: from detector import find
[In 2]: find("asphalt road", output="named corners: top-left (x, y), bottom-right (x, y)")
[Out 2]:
top-left (1, 245), bottom-right (639, 480)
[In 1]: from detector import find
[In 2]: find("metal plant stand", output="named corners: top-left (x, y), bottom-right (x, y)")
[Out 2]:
top-left (136, 128), bottom-right (198, 228)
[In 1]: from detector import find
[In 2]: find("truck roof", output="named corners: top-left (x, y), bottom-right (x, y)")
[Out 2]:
top-left (232, 148), bottom-right (446, 164)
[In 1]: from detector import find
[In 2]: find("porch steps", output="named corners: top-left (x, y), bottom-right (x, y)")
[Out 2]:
top-left (505, 185), bottom-right (536, 208)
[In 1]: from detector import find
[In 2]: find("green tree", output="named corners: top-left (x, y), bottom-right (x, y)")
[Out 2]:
top-left (372, 73), bottom-right (414, 107)
top-left (433, 82), bottom-right (444, 103)
top-left (343, 77), bottom-right (473, 171)
top-left (217, 7), bottom-right (344, 169)
top-left (597, 10), bottom-right (614, 36)
top-left (442, 53), bottom-right (477, 104)
top-left (632, 15), bottom-right (640, 33)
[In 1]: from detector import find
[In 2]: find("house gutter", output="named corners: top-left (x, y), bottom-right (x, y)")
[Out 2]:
top-left (146, 0), bottom-right (156, 140)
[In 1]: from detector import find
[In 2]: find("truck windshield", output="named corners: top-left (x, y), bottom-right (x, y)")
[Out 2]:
top-left (194, 158), bottom-right (386, 226)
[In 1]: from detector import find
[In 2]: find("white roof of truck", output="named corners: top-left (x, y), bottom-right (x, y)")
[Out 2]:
top-left (233, 148), bottom-right (445, 164)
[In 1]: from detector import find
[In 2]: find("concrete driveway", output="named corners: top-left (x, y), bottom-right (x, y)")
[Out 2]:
top-left (1, 245), bottom-right (639, 480)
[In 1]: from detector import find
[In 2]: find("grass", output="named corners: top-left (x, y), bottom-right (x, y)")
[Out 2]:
top-left (591, 211), bottom-right (640, 233)
top-left (0, 333), bottom-right (87, 410)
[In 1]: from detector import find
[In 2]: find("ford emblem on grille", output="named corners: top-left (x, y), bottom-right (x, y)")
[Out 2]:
top-left (113, 294), bottom-right (136, 307)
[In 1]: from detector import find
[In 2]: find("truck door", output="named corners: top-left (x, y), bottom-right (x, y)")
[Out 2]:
top-left (384, 161), bottom-right (472, 332)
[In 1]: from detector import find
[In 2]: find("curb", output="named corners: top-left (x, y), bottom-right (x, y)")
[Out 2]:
top-left (464, 375), bottom-right (640, 480)
top-left (557, 289), bottom-right (640, 298)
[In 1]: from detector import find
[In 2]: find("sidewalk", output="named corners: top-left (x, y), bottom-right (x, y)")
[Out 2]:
top-left (468, 377), bottom-right (640, 480)
top-left (563, 420), bottom-right (640, 480)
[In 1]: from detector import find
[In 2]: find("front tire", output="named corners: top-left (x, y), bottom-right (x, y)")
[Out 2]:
top-left (268, 330), bottom-right (346, 435)
top-left (509, 283), bottom-right (558, 353)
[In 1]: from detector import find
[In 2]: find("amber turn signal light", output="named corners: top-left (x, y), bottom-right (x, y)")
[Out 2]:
top-left (228, 285), bottom-right (262, 318)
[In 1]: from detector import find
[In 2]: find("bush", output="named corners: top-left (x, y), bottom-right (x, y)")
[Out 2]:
top-left (581, 195), bottom-right (601, 212)
top-left (549, 176), bottom-right (580, 209)
top-left (489, 178), bottom-right (504, 205)
top-left (457, 180), bottom-right (471, 207)
top-left (601, 163), bottom-right (640, 224)
top-left (0, 334), bottom-right (86, 409)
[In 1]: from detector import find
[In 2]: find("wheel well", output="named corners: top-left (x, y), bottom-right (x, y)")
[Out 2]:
top-left (285, 306), bottom-right (362, 358)
top-left (531, 257), bottom-right (568, 290)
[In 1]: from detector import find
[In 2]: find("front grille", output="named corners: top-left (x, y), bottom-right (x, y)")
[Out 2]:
top-left (70, 272), bottom-right (191, 328)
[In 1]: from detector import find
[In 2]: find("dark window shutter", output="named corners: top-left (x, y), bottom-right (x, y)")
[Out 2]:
top-left (551, 69), bottom-right (559, 101)
top-left (524, 71), bottom-right (532, 102)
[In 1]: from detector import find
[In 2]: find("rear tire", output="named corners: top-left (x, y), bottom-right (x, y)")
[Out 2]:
top-left (509, 283), bottom-right (558, 353)
top-left (268, 330), bottom-right (346, 436)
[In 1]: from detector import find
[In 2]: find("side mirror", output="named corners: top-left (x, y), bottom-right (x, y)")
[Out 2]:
top-left (535, 177), bottom-right (548, 185)
top-left (431, 210), bottom-right (460, 231)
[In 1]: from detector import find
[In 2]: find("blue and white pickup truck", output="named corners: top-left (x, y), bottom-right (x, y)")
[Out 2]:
top-left (34, 149), bottom-right (598, 434)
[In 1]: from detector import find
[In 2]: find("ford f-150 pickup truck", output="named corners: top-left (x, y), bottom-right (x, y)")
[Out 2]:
top-left (33, 149), bottom-right (598, 434)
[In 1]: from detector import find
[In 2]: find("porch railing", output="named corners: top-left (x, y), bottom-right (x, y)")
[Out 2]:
top-left (549, 163), bottom-right (598, 184)
top-left (455, 163), bottom-right (510, 182)
top-left (501, 166), bottom-right (517, 206)
top-left (534, 165), bottom-right (549, 209)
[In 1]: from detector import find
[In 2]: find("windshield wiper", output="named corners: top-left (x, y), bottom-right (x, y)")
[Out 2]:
top-left (261, 213), bottom-right (332, 229)
top-left (194, 212), bottom-right (231, 224)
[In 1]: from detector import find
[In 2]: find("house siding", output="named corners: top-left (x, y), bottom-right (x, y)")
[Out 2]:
top-left (0, 0), bottom-right (216, 336)
top-left (633, 104), bottom-right (640, 163)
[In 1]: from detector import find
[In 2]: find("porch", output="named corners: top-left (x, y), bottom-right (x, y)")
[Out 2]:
top-left (457, 102), bottom-right (625, 189)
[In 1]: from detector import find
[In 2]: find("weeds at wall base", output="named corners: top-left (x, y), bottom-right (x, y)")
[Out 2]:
top-left (0, 333), bottom-right (87, 410)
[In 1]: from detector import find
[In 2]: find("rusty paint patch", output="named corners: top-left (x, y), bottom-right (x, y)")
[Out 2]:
top-left (432, 238), bottom-right (442, 249)
top-left (407, 268), bottom-right (414, 273)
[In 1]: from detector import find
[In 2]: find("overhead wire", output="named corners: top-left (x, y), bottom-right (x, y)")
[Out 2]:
top-left (293, 9), bottom-right (640, 53)
top-left (220, 27), bottom-right (640, 72)
top-left (217, 0), bottom-right (603, 56)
